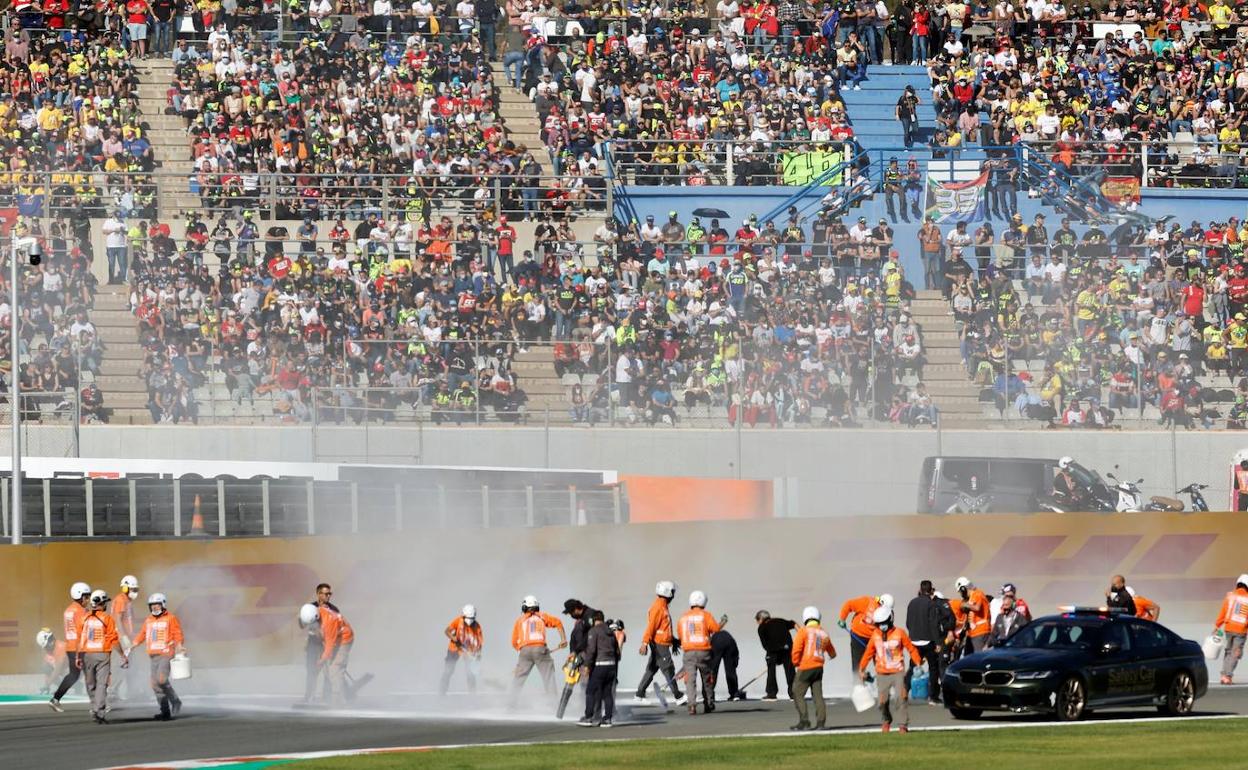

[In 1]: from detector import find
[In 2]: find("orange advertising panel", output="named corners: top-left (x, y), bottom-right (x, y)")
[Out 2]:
top-left (623, 475), bottom-right (774, 522)
top-left (0, 512), bottom-right (1242, 676)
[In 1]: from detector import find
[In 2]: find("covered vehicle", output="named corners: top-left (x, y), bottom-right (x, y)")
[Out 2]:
top-left (917, 456), bottom-right (1059, 513)
top-left (942, 608), bottom-right (1207, 721)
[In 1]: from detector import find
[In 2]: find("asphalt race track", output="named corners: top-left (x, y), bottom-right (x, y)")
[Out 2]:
top-left (2, 686), bottom-right (1246, 770)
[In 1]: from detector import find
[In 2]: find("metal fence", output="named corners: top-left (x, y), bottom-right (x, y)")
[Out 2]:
top-left (16, 170), bottom-right (609, 224)
top-left (0, 474), bottom-right (627, 540)
top-left (0, 390), bottom-right (80, 457)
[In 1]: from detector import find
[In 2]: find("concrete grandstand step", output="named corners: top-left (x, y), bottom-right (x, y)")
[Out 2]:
top-left (98, 360), bottom-right (142, 377)
top-left (97, 326), bottom-right (142, 344)
top-left (92, 375), bottom-right (149, 392)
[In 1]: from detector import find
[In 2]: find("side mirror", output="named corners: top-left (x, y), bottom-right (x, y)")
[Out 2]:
top-left (1101, 642), bottom-right (1121, 654)
top-left (1106, 473), bottom-right (1118, 481)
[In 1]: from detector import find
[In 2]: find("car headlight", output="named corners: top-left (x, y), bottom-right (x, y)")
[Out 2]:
top-left (1012, 670), bottom-right (1053, 680)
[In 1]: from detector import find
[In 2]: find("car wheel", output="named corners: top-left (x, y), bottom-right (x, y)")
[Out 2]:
top-left (948, 707), bottom-right (982, 720)
top-left (1055, 676), bottom-right (1086, 721)
top-left (1157, 671), bottom-right (1196, 716)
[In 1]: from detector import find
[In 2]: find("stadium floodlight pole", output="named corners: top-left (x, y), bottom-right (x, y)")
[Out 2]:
top-left (9, 235), bottom-right (38, 545)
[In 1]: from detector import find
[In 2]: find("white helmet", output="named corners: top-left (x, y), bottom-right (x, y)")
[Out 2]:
top-left (655, 580), bottom-right (676, 599)
top-left (689, 590), bottom-right (707, 608)
top-left (1238, 574), bottom-right (1248, 587)
top-left (35, 628), bottom-right (53, 648)
top-left (802, 605), bottom-right (821, 622)
top-left (147, 593), bottom-right (167, 614)
top-left (1125, 586), bottom-right (1137, 598)
top-left (879, 593), bottom-right (895, 609)
top-left (955, 576), bottom-right (971, 591)
top-left (298, 603), bottom-right (320, 627)
top-left (1058, 456), bottom-right (1074, 470)
top-left (89, 590), bottom-right (109, 609)
top-left (70, 582), bottom-right (91, 601)
top-left (872, 606), bottom-right (893, 625)
top-left (522, 595), bottom-right (540, 610)
top-left (462, 604), bottom-right (477, 620)
top-left (120, 575), bottom-right (139, 593)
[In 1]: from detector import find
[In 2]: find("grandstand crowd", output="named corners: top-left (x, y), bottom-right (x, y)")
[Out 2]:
top-left (4, 0), bottom-right (1248, 428)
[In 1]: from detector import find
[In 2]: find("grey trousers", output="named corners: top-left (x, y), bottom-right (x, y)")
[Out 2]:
top-left (440, 650), bottom-right (479, 695)
top-left (82, 653), bottom-right (112, 715)
top-left (1223, 633), bottom-right (1246, 678)
top-left (682, 649), bottom-right (714, 707)
top-left (511, 645), bottom-right (556, 695)
top-left (327, 642), bottom-right (352, 704)
top-left (635, 642), bottom-right (681, 697)
top-left (877, 671), bottom-right (909, 727)
top-left (150, 655), bottom-right (180, 713)
top-left (793, 667), bottom-right (826, 725)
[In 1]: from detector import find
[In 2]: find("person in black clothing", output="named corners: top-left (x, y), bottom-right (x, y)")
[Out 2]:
top-left (579, 611), bottom-right (619, 727)
top-left (905, 580), bottom-right (948, 705)
top-left (1105, 575), bottom-right (1136, 616)
top-left (564, 599), bottom-right (597, 656)
top-left (709, 621), bottom-right (746, 701)
top-left (475, 0), bottom-right (499, 59)
top-left (564, 598), bottom-right (597, 703)
top-left (755, 610), bottom-right (796, 700)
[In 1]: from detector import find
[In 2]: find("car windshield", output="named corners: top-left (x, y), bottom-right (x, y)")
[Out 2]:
top-left (1001, 620), bottom-right (1099, 650)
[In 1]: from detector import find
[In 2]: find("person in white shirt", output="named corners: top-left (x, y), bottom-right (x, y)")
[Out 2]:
top-left (455, 0), bottom-right (475, 38)
top-left (102, 213), bottom-right (128, 284)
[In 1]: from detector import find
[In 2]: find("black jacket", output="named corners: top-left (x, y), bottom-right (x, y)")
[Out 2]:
top-left (584, 623), bottom-right (619, 666)
top-left (757, 618), bottom-right (796, 653)
top-left (906, 594), bottom-right (941, 644)
top-left (569, 607), bottom-right (598, 655)
top-left (1107, 589), bottom-right (1136, 616)
top-left (989, 610), bottom-right (1029, 647)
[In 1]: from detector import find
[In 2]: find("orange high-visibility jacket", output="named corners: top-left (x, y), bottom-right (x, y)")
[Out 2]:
top-left (44, 640), bottom-right (67, 668)
top-left (62, 602), bottom-right (87, 653)
top-left (132, 612), bottom-right (184, 657)
top-left (318, 605), bottom-right (355, 661)
top-left (839, 596), bottom-right (880, 639)
top-left (1134, 595), bottom-right (1159, 620)
top-left (859, 626), bottom-right (921, 675)
top-left (512, 612), bottom-right (563, 650)
top-left (791, 623), bottom-right (837, 671)
top-left (78, 610), bottom-right (121, 655)
top-left (1216, 587), bottom-right (1248, 635)
top-left (949, 598), bottom-right (965, 630)
top-left (965, 589), bottom-right (991, 638)
top-left (112, 592), bottom-right (135, 638)
top-left (445, 616), bottom-right (483, 654)
top-left (676, 608), bottom-right (720, 652)
top-left (641, 596), bottom-right (674, 646)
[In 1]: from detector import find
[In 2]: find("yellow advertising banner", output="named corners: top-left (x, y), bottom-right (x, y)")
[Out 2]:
top-left (0, 512), bottom-right (1240, 676)
top-left (781, 150), bottom-right (843, 186)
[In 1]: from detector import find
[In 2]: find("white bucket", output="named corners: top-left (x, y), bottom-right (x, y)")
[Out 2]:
top-left (851, 683), bottom-right (876, 713)
top-left (170, 653), bottom-right (192, 681)
top-left (1203, 634), bottom-right (1225, 661)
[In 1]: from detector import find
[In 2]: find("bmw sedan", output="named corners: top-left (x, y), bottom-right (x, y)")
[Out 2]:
top-left (942, 609), bottom-right (1208, 721)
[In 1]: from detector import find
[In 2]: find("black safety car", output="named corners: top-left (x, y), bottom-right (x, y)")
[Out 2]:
top-left (942, 608), bottom-right (1208, 721)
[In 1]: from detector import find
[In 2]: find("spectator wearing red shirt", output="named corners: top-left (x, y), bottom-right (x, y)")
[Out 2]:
top-left (496, 217), bottom-right (517, 282)
top-left (1182, 280), bottom-right (1206, 331)
top-left (126, 0), bottom-right (149, 58)
top-left (1228, 264), bottom-right (1248, 318)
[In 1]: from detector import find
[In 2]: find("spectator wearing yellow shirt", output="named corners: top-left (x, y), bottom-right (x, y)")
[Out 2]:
top-left (1219, 123), bottom-right (1241, 155)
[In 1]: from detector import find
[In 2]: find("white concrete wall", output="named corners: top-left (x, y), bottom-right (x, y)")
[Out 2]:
top-left (63, 426), bottom-right (1242, 516)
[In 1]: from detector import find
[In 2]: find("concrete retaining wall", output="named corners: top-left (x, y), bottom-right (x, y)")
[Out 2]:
top-left (67, 425), bottom-right (1244, 516)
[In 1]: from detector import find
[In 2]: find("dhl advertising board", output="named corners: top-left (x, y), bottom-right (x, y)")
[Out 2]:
top-left (0, 512), bottom-right (1241, 675)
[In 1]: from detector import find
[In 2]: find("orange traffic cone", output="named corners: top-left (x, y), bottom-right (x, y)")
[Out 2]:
top-left (190, 494), bottom-right (205, 535)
